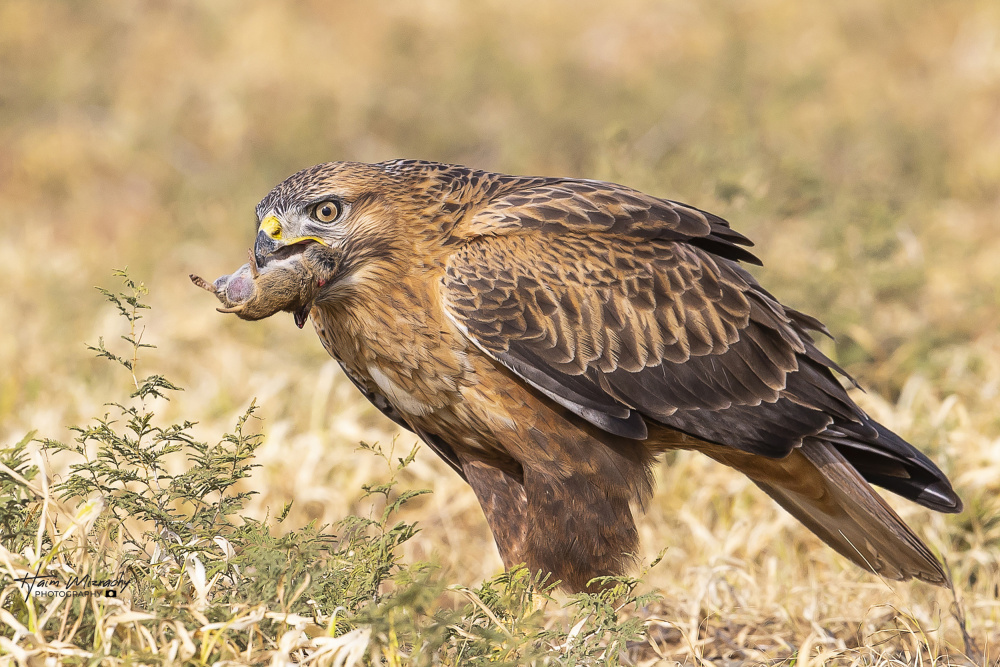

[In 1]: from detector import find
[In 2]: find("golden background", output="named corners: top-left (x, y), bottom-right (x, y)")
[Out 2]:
top-left (3, 0), bottom-right (998, 656)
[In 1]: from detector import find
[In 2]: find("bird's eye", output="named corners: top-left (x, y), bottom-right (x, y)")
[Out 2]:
top-left (313, 200), bottom-right (341, 223)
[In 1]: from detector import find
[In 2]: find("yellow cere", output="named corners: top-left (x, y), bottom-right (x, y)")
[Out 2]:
top-left (259, 215), bottom-right (327, 246)
top-left (260, 216), bottom-right (283, 240)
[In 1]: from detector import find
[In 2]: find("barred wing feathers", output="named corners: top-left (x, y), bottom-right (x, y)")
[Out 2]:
top-left (441, 179), bottom-right (960, 514)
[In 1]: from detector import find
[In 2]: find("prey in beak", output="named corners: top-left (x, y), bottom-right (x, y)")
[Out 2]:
top-left (191, 239), bottom-right (341, 327)
top-left (245, 215), bottom-right (340, 327)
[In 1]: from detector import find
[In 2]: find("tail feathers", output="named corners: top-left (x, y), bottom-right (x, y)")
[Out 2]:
top-left (705, 439), bottom-right (949, 585)
top-left (826, 420), bottom-right (962, 514)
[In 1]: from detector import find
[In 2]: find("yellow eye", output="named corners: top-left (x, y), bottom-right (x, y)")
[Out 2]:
top-left (313, 200), bottom-right (341, 223)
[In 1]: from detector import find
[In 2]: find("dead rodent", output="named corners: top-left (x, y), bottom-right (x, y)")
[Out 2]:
top-left (191, 244), bottom-right (341, 328)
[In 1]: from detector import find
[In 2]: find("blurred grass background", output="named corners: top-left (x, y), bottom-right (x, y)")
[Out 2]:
top-left (2, 0), bottom-right (999, 660)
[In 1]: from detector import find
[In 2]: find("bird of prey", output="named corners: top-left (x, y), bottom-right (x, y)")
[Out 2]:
top-left (196, 159), bottom-right (961, 592)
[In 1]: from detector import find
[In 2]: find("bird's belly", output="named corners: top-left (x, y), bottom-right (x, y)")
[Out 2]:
top-left (366, 364), bottom-right (437, 417)
top-left (313, 304), bottom-right (524, 454)
top-left (363, 356), bottom-right (529, 459)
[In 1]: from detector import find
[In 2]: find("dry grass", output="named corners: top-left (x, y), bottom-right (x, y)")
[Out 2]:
top-left (2, 0), bottom-right (999, 663)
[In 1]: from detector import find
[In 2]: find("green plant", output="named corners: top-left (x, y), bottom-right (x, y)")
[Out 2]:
top-left (0, 270), bottom-right (661, 665)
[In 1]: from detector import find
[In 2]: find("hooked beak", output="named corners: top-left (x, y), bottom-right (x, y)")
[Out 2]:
top-left (254, 215), bottom-right (328, 267)
top-left (254, 230), bottom-right (279, 268)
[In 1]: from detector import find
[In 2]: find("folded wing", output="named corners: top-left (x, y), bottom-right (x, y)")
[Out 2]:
top-left (442, 178), bottom-right (961, 514)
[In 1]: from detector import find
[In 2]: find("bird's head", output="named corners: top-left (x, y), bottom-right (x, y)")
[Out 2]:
top-left (252, 161), bottom-right (413, 304)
